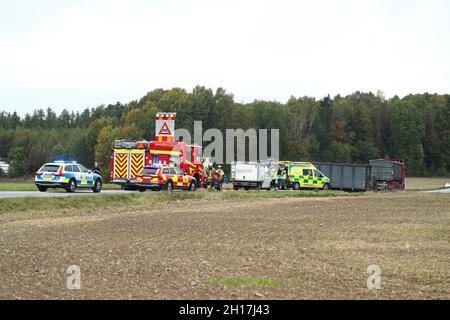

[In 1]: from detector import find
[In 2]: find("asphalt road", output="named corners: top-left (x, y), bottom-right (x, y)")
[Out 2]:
top-left (1, 187), bottom-right (449, 199)
top-left (426, 188), bottom-right (450, 193)
top-left (0, 190), bottom-right (129, 199)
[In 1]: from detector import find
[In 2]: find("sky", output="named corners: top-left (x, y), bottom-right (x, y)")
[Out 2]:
top-left (0, 0), bottom-right (449, 115)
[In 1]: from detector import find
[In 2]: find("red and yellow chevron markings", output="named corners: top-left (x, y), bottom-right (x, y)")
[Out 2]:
top-left (130, 153), bottom-right (144, 178)
top-left (114, 153), bottom-right (128, 178)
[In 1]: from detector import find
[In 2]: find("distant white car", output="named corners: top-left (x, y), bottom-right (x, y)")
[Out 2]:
top-left (0, 161), bottom-right (9, 174)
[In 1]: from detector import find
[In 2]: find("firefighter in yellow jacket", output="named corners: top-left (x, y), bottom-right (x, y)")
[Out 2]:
top-left (216, 165), bottom-right (225, 182)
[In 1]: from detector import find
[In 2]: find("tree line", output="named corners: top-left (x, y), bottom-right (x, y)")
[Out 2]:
top-left (0, 87), bottom-right (449, 177)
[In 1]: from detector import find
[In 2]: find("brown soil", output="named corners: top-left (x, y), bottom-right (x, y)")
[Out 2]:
top-left (0, 192), bottom-right (449, 299)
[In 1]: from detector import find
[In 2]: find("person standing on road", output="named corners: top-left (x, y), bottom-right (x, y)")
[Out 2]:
top-left (271, 167), bottom-right (278, 189)
top-left (280, 168), bottom-right (287, 190)
top-left (92, 161), bottom-right (101, 175)
top-left (216, 165), bottom-right (225, 182)
top-left (277, 169), bottom-right (285, 190)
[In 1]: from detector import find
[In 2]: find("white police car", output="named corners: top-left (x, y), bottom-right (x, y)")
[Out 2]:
top-left (35, 161), bottom-right (102, 193)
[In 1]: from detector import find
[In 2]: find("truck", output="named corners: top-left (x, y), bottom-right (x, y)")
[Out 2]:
top-left (110, 112), bottom-right (206, 190)
top-left (369, 158), bottom-right (406, 190)
top-left (312, 162), bottom-right (371, 191)
top-left (230, 160), bottom-right (276, 190)
top-left (312, 159), bottom-right (406, 191)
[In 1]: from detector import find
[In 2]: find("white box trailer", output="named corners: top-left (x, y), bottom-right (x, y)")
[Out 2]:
top-left (230, 160), bottom-right (277, 190)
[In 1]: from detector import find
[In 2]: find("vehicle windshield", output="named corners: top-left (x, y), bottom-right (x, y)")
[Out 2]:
top-left (40, 164), bottom-right (61, 173)
top-left (78, 164), bottom-right (89, 173)
top-left (143, 167), bottom-right (158, 175)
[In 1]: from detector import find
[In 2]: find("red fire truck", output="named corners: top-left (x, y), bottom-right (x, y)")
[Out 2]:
top-left (110, 113), bottom-right (206, 189)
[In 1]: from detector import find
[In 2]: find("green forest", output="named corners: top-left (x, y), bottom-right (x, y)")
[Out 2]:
top-left (1, 87), bottom-right (449, 177)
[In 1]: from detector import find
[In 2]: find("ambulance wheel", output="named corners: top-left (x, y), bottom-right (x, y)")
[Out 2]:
top-left (138, 187), bottom-right (147, 192)
top-left (293, 182), bottom-right (300, 190)
top-left (323, 183), bottom-right (330, 190)
top-left (92, 179), bottom-right (102, 193)
top-left (37, 186), bottom-right (47, 192)
top-left (66, 179), bottom-right (77, 193)
top-left (166, 180), bottom-right (173, 192)
top-left (188, 181), bottom-right (196, 191)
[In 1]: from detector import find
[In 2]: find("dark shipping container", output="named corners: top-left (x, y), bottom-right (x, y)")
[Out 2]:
top-left (313, 162), bottom-right (371, 191)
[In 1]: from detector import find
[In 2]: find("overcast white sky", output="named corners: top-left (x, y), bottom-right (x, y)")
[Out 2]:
top-left (0, 0), bottom-right (449, 115)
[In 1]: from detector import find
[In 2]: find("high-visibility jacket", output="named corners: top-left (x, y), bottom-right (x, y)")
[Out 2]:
top-left (271, 171), bottom-right (277, 180)
top-left (280, 171), bottom-right (287, 179)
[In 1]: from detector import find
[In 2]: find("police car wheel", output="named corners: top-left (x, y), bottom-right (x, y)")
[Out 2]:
top-left (66, 179), bottom-right (76, 193)
top-left (37, 186), bottom-right (47, 192)
top-left (92, 179), bottom-right (102, 193)
top-left (293, 182), bottom-right (300, 190)
top-left (166, 181), bottom-right (173, 192)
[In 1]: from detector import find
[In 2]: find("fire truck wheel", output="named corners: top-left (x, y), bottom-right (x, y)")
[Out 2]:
top-left (166, 180), bottom-right (173, 192)
top-left (293, 182), bottom-right (300, 190)
top-left (65, 179), bottom-right (77, 193)
top-left (193, 175), bottom-right (200, 188)
top-left (138, 187), bottom-right (147, 192)
top-left (92, 179), bottom-right (102, 193)
top-left (37, 186), bottom-right (47, 192)
top-left (323, 183), bottom-right (330, 190)
top-left (188, 181), bottom-right (196, 191)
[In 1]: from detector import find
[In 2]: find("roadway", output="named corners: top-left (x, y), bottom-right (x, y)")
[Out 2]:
top-left (0, 187), bottom-right (449, 199)
top-left (0, 190), bottom-right (129, 199)
top-left (426, 188), bottom-right (450, 194)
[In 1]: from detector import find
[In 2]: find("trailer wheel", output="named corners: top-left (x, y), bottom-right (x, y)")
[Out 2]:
top-left (293, 182), bottom-right (300, 190)
top-left (323, 183), bottom-right (330, 190)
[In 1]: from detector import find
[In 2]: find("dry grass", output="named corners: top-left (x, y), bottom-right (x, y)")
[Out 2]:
top-left (0, 191), bottom-right (448, 299)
